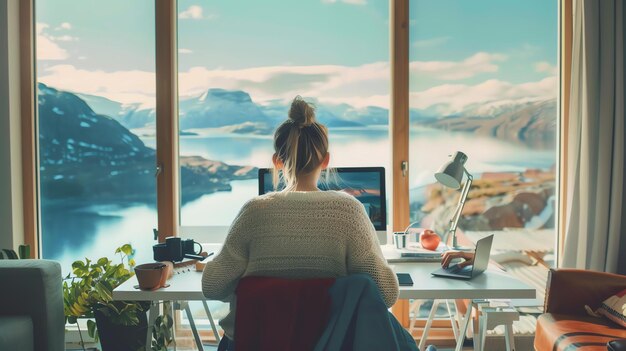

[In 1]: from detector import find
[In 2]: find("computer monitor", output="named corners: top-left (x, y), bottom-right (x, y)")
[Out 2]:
top-left (258, 167), bottom-right (387, 233)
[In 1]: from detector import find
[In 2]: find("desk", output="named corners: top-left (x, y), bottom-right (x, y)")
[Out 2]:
top-left (114, 244), bottom-right (535, 351)
top-left (389, 262), bottom-right (536, 351)
top-left (113, 244), bottom-right (223, 351)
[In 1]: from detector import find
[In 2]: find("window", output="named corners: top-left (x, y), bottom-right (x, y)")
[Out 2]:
top-left (35, 0), bottom-right (157, 271)
top-left (408, 1), bottom-right (558, 265)
top-left (177, 0), bottom-right (391, 227)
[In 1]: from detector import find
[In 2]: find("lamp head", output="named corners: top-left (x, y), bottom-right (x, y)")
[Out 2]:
top-left (434, 151), bottom-right (468, 189)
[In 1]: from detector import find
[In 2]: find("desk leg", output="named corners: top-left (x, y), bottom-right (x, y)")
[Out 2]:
top-left (418, 299), bottom-right (440, 351)
top-left (455, 300), bottom-right (474, 351)
top-left (445, 299), bottom-right (459, 340)
top-left (201, 300), bottom-right (221, 343)
top-left (184, 303), bottom-right (204, 351)
top-left (146, 302), bottom-right (158, 351)
top-left (505, 323), bottom-right (515, 351)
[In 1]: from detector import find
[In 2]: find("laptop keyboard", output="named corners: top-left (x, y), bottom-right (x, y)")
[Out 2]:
top-left (447, 264), bottom-right (471, 275)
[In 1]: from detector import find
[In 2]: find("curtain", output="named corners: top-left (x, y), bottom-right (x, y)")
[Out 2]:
top-left (563, 0), bottom-right (625, 273)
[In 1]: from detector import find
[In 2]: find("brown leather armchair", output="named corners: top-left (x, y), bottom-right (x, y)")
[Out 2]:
top-left (535, 269), bottom-right (626, 351)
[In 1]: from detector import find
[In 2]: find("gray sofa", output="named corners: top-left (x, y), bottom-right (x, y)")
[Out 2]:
top-left (0, 259), bottom-right (64, 351)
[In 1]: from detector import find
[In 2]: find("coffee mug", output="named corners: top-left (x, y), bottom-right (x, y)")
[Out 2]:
top-left (182, 239), bottom-right (203, 256)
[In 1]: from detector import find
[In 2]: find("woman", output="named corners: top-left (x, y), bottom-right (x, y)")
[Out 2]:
top-left (201, 96), bottom-right (399, 348)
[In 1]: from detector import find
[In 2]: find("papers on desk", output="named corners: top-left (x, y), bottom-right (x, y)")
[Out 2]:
top-left (397, 243), bottom-right (446, 261)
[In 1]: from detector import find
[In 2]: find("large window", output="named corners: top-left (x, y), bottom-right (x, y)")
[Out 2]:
top-left (35, 0), bottom-right (157, 272)
top-left (408, 1), bottom-right (558, 268)
top-left (177, 0), bottom-right (391, 226)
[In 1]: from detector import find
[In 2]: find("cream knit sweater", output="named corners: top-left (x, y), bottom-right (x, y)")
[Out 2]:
top-left (201, 190), bottom-right (399, 339)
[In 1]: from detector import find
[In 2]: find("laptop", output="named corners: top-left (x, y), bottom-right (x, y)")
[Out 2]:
top-left (431, 234), bottom-right (494, 279)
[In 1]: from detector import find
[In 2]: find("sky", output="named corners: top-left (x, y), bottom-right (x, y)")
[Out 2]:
top-left (35, 0), bottom-right (558, 112)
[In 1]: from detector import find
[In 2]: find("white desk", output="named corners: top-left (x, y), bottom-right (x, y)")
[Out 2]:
top-left (114, 244), bottom-right (535, 351)
top-left (392, 262), bottom-right (536, 300)
top-left (113, 244), bottom-right (223, 351)
top-left (388, 262), bottom-right (535, 351)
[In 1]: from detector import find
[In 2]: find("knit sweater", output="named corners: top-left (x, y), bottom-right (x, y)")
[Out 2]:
top-left (201, 190), bottom-right (399, 339)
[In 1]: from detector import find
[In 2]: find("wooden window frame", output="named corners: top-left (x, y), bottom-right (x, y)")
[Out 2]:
top-left (155, 0), bottom-right (179, 243)
top-left (19, 0), bottom-right (38, 258)
top-left (20, 0), bottom-right (570, 327)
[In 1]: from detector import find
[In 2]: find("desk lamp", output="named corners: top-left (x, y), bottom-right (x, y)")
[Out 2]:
top-left (434, 151), bottom-right (473, 250)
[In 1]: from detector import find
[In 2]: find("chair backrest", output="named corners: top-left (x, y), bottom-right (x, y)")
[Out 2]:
top-left (235, 276), bottom-right (335, 351)
top-left (0, 259), bottom-right (64, 351)
top-left (544, 268), bottom-right (626, 315)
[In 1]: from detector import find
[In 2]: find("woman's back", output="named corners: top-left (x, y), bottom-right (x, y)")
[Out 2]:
top-left (243, 191), bottom-right (371, 279)
top-left (201, 190), bottom-right (398, 340)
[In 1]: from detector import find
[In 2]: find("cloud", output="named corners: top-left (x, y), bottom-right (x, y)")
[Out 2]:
top-left (410, 52), bottom-right (507, 80)
top-left (535, 61), bottom-right (558, 75)
top-left (37, 55), bottom-right (555, 113)
top-left (322, 0), bottom-right (367, 4)
top-left (38, 64), bottom-right (156, 108)
top-left (56, 22), bottom-right (72, 30)
top-left (412, 36), bottom-right (450, 48)
top-left (51, 35), bottom-right (78, 42)
top-left (177, 62), bottom-right (389, 107)
top-left (36, 23), bottom-right (68, 60)
top-left (410, 76), bottom-right (557, 113)
top-left (178, 48), bottom-right (193, 54)
top-left (179, 5), bottom-right (204, 19)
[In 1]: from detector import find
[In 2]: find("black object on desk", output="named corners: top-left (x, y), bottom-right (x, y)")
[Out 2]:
top-left (396, 273), bottom-right (414, 286)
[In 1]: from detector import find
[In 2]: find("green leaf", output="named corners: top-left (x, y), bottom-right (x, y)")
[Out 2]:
top-left (120, 244), bottom-right (133, 256)
top-left (97, 257), bottom-right (109, 266)
top-left (87, 319), bottom-right (97, 339)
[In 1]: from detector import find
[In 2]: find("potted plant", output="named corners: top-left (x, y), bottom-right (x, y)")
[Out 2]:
top-left (63, 244), bottom-right (150, 351)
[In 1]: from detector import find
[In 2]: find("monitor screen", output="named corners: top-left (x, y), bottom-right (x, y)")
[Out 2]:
top-left (258, 167), bottom-right (386, 231)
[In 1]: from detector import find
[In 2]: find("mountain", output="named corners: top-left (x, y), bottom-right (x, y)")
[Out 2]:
top-left (257, 99), bottom-right (364, 128)
top-left (75, 92), bottom-right (151, 129)
top-left (38, 83), bottom-right (156, 201)
top-left (67, 86), bottom-right (557, 149)
top-left (101, 90), bottom-right (369, 132)
top-left (37, 83), bottom-right (256, 203)
top-left (421, 99), bottom-right (557, 149)
top-left (178, 89), bottom-right (274, 130)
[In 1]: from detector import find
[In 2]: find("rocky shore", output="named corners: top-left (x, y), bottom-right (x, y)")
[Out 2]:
top-left (419, 168), bottom-right (555, 234)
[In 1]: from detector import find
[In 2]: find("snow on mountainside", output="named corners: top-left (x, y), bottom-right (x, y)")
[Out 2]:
top-left (53, 83), bottom-right (557, 148)
top-left (37, 83), bottom-right (256, 203)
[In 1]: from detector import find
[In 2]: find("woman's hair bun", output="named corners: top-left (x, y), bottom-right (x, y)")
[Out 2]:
top-left (288, 96), bottom-right (316, 127)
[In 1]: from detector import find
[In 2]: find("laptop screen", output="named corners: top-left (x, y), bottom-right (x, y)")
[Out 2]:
top-left (258, 167), bottom-right (386, 231)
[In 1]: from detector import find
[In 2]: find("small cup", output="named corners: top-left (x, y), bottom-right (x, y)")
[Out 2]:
top-left (393, 232), bottom-right (408, 249)
top-left (135, 263), bottom-right (166, 290)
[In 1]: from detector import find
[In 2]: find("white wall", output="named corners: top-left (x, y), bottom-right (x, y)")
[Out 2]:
top-left (0, 0), bottom-right (24, 251)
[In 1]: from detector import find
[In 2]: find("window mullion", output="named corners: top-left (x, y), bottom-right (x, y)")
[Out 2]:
top-left (155, 0), bottom-right (180, 242)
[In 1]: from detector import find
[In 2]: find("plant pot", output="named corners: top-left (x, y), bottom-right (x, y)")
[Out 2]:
top-left (93, 307), bottom-right (148, 351)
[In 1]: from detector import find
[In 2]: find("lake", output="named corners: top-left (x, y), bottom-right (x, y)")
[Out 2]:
top-left (42, 126), bottom-right (556, 274)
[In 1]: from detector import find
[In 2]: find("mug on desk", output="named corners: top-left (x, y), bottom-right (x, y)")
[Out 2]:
top-left (153, 236), bottom-right (205, 262)
top-left (393, 231), bottom-right (409, 249)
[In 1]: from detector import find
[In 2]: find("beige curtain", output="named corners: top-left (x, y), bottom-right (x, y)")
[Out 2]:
top-left (563, 0), bottom-right (625, 273)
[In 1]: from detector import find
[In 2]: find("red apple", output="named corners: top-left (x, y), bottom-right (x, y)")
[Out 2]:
top-left (419, 229), bottom-right (441, 251)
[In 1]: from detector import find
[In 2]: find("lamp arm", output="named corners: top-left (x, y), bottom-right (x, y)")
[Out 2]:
top-left (447, 172), bottom-right (473, 248)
